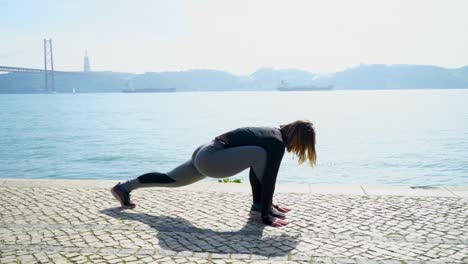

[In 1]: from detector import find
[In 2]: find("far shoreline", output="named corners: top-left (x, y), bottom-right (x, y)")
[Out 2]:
top-left (1, 87), bottom-right (468, 95)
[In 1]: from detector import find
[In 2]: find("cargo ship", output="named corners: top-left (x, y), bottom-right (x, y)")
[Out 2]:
top-left (122, 88), bottom-right (176, 93)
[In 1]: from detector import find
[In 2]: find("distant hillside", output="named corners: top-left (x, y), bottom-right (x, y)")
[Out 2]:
top-left (139, 70), bottom-right (241, 91)
top-left (313, 64), bottom-right (468, 89)
top-left (0, 64), bottom-right (467, 93)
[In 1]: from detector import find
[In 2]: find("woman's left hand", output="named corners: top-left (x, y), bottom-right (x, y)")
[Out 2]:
top-left (273, 204), bottom-right (291, 213)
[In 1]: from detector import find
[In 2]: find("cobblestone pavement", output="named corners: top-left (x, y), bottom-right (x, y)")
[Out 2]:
top-left (0, 185), bottom-right (467, 263)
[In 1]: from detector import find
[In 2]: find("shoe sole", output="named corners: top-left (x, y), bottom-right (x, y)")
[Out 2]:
top-left (111, 187), bottom-right (136, 209)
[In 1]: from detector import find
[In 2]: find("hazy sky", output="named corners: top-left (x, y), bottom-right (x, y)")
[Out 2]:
top-left (1, 0), bottom-right (467, 75)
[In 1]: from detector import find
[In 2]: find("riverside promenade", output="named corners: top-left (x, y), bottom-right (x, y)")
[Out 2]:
top-left (0, 179), bottom-right (467, 264)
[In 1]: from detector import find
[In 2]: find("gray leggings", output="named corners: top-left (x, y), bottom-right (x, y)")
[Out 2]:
top-left (122, 140), bottom-right (267, 191)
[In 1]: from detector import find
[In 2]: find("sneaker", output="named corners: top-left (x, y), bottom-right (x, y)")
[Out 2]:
top-left (111, 183), bottom-right (136, 209)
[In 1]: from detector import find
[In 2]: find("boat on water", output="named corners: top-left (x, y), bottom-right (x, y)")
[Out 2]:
top-left (122, 88), bottom-right (176, 93)
top-left (277, 81), bottom-right (333, 91)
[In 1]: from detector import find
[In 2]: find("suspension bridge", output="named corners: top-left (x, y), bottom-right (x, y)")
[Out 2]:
top-left (0, 65), bottom-right (76, 74)
top-left (0, 39), bottom-right (82, 93)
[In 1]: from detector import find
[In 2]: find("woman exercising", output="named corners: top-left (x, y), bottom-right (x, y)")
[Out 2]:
top-left (111, 120), bottom-right (316, 227)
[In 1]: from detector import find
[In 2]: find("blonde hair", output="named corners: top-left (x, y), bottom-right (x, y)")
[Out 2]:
top-left (280, 120), bottom-right (317, 167)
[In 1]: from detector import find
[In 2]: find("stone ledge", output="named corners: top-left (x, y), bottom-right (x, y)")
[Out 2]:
top-left (0, 178), bottom-right (467, 197)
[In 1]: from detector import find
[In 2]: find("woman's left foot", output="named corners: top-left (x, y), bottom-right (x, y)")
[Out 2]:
top-left (111, 183), bottom-right (136, 209)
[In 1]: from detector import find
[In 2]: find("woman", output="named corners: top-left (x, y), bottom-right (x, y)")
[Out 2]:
top-left (111, 120), bottom-right (317, 227)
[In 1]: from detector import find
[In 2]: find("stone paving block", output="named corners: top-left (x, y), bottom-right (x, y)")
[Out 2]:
top-left (335, 257), bottom-right (357, 264)
top-left (211, 253), bottom-right (229, 259)
top-left (250, 254), bottom-right (268, 260)
top-left (231, 253), bottom-right (251, 259)
top-left (314, 256), bottom-right (334, 264)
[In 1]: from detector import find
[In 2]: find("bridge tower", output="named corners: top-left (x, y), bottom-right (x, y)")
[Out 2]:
top-left (43, 39), bottom-right (55, 93)
top-left (83, 50), bottom-right (91, 72)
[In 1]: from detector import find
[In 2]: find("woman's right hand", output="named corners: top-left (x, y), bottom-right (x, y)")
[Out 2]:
top-left (262, 215), bottom-right (290, 227)
top-left (271, 218), bottom-right (290, 227)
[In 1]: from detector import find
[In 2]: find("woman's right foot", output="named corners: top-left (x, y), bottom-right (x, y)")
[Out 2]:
top-left (111, 183), bottom-right (136, 209)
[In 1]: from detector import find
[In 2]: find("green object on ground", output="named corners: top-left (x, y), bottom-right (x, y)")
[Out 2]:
top-left (218, 178), bottom-right (242, 183)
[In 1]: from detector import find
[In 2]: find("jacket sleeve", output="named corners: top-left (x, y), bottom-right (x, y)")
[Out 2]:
top-left (260, 139), bottom-right (285, 224)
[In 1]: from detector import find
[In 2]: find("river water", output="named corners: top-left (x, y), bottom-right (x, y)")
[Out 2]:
top-left (1, 89), bottom-right (467, 186)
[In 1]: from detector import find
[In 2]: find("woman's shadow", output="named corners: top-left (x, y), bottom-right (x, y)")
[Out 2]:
top-left (101, 207), bottom-right (299, 257)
